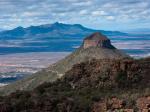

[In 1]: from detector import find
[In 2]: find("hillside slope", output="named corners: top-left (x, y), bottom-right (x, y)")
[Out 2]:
top-left (0, 58), bottom-right (149, 112)
top-left (0, 32), bottom-right (130, 95)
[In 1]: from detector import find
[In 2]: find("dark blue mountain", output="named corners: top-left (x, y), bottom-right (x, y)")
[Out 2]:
top-left (1, 26), bottom-right (26, 37)
top-left (0, 22), bottom-right (127, 40)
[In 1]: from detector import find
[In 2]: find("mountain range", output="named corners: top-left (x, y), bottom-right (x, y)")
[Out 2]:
top-left (0, 22), bottom-right (127, 39)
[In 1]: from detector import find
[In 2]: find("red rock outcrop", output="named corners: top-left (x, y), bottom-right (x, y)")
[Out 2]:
top-left (137, 96), bottom-right (150, 111)
top-left (83, 32), bottom-right (115, 49)
top-left (92, 100), bottom-right (107, 112)
top-left (92, 98), bottom-right (134, 112)
top-left (107, 97), bottom-right (124, 109)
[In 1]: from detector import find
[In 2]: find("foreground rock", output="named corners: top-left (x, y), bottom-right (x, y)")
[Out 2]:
top-left (0, 58), bottom-right (149, 111)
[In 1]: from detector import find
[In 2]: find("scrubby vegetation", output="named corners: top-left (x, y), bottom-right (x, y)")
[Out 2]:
top-left (0, 58), bottom-right (149, 112)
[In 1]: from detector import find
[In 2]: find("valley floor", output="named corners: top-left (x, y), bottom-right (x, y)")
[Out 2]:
top-left (0, 52), bottom-right (70, 86)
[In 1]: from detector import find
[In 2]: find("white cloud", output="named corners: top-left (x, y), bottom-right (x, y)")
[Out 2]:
top-left (0, 0), bottom-right (150, 30)
top-left (73, 1), bottom-right (92, 6)
top-left (91, 11), bottom-right (107, 16)
top-left (79, 10), bottom-right (88, 15)
top-left (106, 16), bottom-right (115, 20)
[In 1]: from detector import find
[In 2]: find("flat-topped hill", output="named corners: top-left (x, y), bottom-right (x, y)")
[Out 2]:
top-left (0, 32), bottom-right (130, 95)
top-left (83, 32), bottom-right (115, 49)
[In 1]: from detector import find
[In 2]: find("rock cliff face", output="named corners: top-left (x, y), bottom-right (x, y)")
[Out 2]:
top-left (64, 58), bottom-right (150, 89)
top-left (92, 96), bottom-right (150, 112)
top-left (83, 32), bottom-right (115, 49)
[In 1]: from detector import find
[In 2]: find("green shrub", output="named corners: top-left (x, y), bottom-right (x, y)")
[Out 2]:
top-left (115, 71), bottom-right (128, 88)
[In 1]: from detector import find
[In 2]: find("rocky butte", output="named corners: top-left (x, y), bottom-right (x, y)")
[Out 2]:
top-left (0, 32), bottom-right (130, 95)
top-left (83, 32), bottom-right (115, 49)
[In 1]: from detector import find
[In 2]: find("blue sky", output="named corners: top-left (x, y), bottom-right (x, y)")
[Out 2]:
top-left (0, 0), bottom-right (150, 31)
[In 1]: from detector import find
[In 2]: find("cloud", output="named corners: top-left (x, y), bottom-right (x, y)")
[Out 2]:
top-left (106, 16), bottom-right (115, 20)
top-left (91, 11), bottom-right (107, 16)
top-left (0, 0), bottom-right (150, 30)
top-left (79, 10), bottom-right (88, 15)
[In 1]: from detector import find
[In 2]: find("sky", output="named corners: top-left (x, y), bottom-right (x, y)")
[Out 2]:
top-left (0, 0), bottom-right (150, 31)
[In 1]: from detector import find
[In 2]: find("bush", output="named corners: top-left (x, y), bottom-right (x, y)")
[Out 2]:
top-left (115, 71), bottom-right (128, 88)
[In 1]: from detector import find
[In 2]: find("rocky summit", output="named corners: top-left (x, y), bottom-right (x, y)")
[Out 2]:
top-left (0, 32), bottom-right (130, 95)
top-left (83, 32), bottom-right (115, 49)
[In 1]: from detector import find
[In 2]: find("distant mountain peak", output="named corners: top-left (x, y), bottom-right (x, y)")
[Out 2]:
top-left (53, 22), bottom-right (60, 25)
top-left (49, 22), bottom-right (67, 28)
top-left (52, 22), bottom-right (64, 26)
top-left (14, 26), bottom-right (24, 30)
top-left (83, 32), bottom-right (115, 49)
top-left (52, 22), bottom-right (84, 29)
top-left (73, 23), bottom-right (84, 27)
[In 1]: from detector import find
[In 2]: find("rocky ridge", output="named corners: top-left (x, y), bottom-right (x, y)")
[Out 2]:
top-left (0, 58), bottom-right (149, 111)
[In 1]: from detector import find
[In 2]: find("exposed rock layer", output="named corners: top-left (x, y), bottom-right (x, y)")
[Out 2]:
top-left (83, 32), bottom-right (115, 49)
